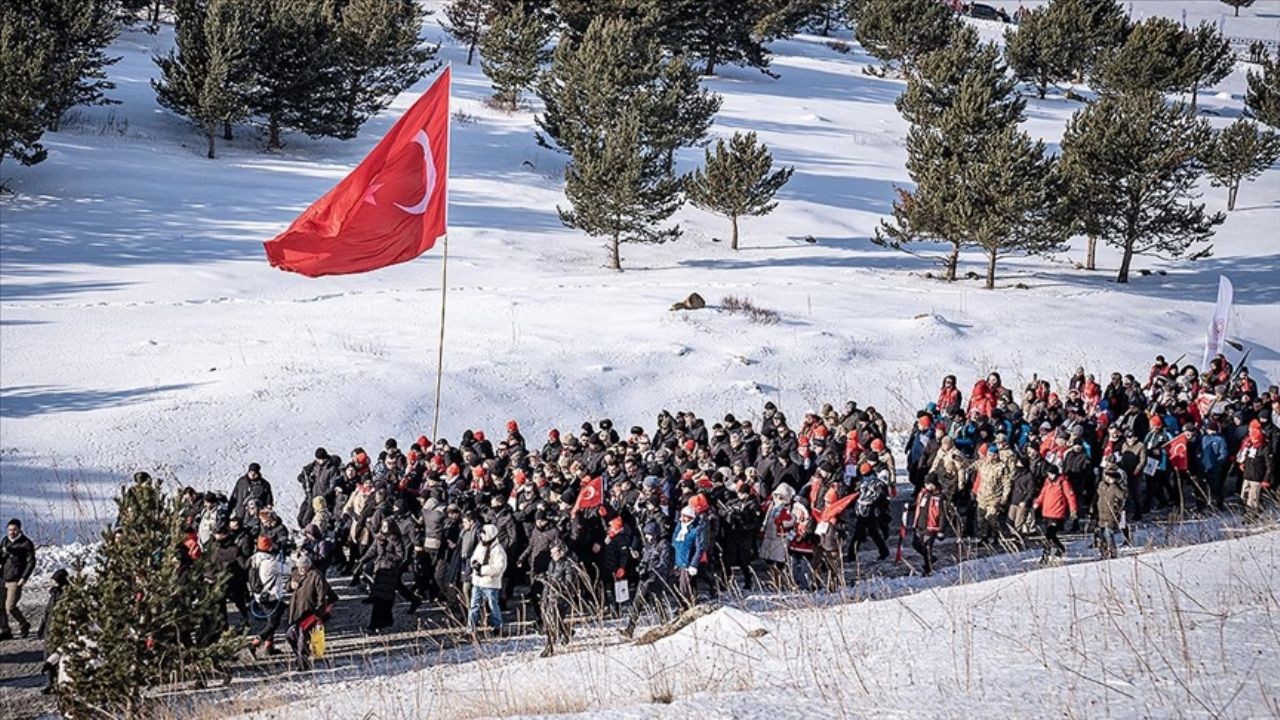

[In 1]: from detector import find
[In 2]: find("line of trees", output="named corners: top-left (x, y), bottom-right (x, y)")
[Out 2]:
top-left (866, 0), bottom-right (1278, 287)
top-left (154, 0), bottom-right (439, 158)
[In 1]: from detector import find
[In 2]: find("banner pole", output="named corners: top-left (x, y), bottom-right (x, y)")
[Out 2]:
top-left (431, 66), bottom-right (453, 443)
top-left (432, 234), bottom-right (448, 441)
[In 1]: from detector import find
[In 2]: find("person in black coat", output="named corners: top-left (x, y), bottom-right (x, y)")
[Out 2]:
top-left (230, 464), bottom-right (273, 520)
top-left (539, 542), bottom-right (584, 657)
top-left (720, 485), bottom-right (762, 590)
top-left (359, 519), bottom-right (406, 633)
top-left (209, 522), bottom-right (251, 627)
top-left (1, 518), bottom-right (37, 639)
top-left (622, 522), bottom-right (675, 637)
top-left (297, 449), bottom-right (342, 529)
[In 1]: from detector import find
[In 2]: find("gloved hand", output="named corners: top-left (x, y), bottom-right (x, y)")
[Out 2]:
top-left (687, 567), bottom-right (698, 577)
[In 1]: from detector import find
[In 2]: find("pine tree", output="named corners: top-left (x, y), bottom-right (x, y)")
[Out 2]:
top-left (1204, 118), bottom-right (1280, 211)
top-left (1047, 0), bottom-right (1128, 84)
top-left (49, 474), bottom-right (240, 718)
top-left (687, 131), bottom-right (794, 250)
top-left (443, 0), bottom-right (493, 66)
top-left (36, 0), bottom-right (122, 127)
top-left (897, 25), bottom-right (1024, 130)
top-left (246, 0), bottom-right (337, 149)
top-left (325, 0), bottom-right (438, 140)
top-left (851, 0), bottom-right (958, 75)
top-left (964, 128), bottom-right (1067, 289)
top-left (536, 15), bottom-right (720, 163)
top-left (673, 0), bottom-right (773, 76)
top-left (0, 4), bottom-right (57, 168)
top-left (1220, 0), bottom-right (1255, 17)
top-left (558, 110), bottom-right (682, 270)
top-left (480, 2), bottom-right (552, 110)
top-left (1092, 17), bottom-right (1195, 96)
top-left (1059, 91), bottom-right (1223, 284)
top-left (153, 0), bottom-right (254, 159)
top-left (877, 25), bottom-right (1042, 283)
top-left (1245, 55), bottom-right (1280, 128)
top-left (1182, 21), bottom-right (1234, 111)
top-left (1003, 4), bottom-right (1074, 98)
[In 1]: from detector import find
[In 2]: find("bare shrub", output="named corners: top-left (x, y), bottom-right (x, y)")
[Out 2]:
top-left (720, 295), bottom-right (781, 324)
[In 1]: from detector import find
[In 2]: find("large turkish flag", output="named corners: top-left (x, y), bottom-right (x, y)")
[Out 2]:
top-left (263, 68), bottom-right (450, 277)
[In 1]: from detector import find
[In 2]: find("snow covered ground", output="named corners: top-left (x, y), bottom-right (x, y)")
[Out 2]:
top-left (221, 528), bottom-right (1280, 720)
top-left (2, 2), bottom-right (1279, 543)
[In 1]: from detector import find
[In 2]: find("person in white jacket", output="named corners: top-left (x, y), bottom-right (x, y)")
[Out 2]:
top-left (249, 536), bottom-right (291, 655)
top-left (467, 524), bottom-right (506, 633)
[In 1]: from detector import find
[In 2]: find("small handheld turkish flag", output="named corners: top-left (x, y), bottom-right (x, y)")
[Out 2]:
top-left (574, 477), bottom-right (603, 515)
top-left (264, 68), bottom-right (451, 277)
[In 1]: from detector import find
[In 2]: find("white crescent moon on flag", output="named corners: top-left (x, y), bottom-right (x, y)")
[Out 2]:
top-left (395, 129), bottom-right (437, 215)
top-left (581, 485), bottom-right (597, 502)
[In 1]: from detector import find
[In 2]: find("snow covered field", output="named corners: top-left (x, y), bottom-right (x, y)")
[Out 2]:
top-left (2, 2), bottom-right (1279, 543)
top-left (220, 528), bottom-right (1280, 720)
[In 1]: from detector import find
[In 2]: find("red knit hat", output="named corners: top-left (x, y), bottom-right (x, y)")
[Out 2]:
top-left (507, 420), bottom-right (519, 432)
top-left (474, 430), bottom-right (486, 442)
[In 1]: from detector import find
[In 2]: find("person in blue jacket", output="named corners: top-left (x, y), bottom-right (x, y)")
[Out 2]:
top-left (1199, 422), bottom-right (1229, 509)
top-left (671, 505), bottom-right (707, 605)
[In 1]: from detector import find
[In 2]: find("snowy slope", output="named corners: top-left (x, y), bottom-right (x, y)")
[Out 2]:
top-left (2, 2), bottom-right (1279, 543)
top-left (226, 529), bottom-right (1280, 720)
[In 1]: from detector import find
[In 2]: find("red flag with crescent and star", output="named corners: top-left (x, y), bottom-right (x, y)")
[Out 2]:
top-left (573, 476), bottom-right (603, 515)
top-left (263, 68), bottom-right (450, 277)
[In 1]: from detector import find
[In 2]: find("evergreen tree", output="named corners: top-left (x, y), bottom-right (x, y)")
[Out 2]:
top-left (35, 0), bottom-right (122, 127)
top-left (553, 0), bottom-right (653, 42)
top-left (897, 25), bottom-right (1024, 130)
top-left (1092, 17), bottom-right (1195, 95)
top-left (0, 4), bottom-right (57, 168)
top-left (558, 110), bottom-right (682, 270)
top-left (1046, 0), bottom-right (1128, 84)
top-left (536, 15), bottom-right (719, 164)
top-left (325, 0), bottom-right (438, 140)
top-left (672, 0), bottom-right (773, 76)
top-left (1245, 56), bottom-right (1280, 128)
top-left (877, 25), bottom-right (1045, 284)
top-left (1182, 22), bottom-right (1234, 111)
top-left (153, 0), bottom-right (254, 159)
top-left (1220, 0), bottom-right (1255, 17)
top-left (1059, 91), bottom-right (1223, 284)
top-left (246, 0), bottom-right (338, 149)
top-left (49, 474), bottom-right (240, 718)
top-left (851, 0), bottom-right (958, 75)
top-left (963, 128), bottom-right (1067, 289)
top-left (1203, 118), bottom-right (1280, 211)
top-left (480, 2), bottom-right (552, 110)
top-left (443, 0), bottom-right (493, 66)
top-left (1003, 4), bottom-right (1074, 98)
top-left (687, 131), bottom-right (794, 250)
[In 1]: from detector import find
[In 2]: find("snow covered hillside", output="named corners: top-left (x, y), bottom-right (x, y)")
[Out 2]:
top-left (225, 529), bottom-right (1280, 719)
top-left (2, 1), bottom-right (1279, 543)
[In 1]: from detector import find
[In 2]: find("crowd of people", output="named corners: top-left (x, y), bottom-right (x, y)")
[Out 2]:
top-left (5, 354), bottom-right (1276, 674)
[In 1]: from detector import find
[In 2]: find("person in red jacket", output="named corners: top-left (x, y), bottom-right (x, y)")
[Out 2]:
top-left (911, 477), bottom-right (945, 576)
top-left (1033, 466), bottom-right (1078, 563)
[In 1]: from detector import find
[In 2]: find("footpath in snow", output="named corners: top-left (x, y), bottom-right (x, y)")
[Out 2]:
top-left (221, 527), bottom-right (1280, 720)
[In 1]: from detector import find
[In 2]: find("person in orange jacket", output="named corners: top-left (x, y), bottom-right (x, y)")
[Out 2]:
top-left (1033, 465), bottom-right (1078, 563)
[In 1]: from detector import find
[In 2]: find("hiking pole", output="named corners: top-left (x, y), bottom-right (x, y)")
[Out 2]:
top-left (894, 507), bottom-right (907, 563)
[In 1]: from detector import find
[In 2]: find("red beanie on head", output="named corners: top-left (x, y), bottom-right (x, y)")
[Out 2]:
top-left (474, 430), bottom-right (485, 442)
top-left (507, 420), bottom-right (519, 432)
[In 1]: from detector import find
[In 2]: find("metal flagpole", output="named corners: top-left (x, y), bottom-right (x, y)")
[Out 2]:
top-left (431, 65), bottom-right (453, 443)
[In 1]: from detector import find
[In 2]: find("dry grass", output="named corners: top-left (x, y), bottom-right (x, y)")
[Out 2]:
top-left (720, 295), bottom-right (781, 325)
